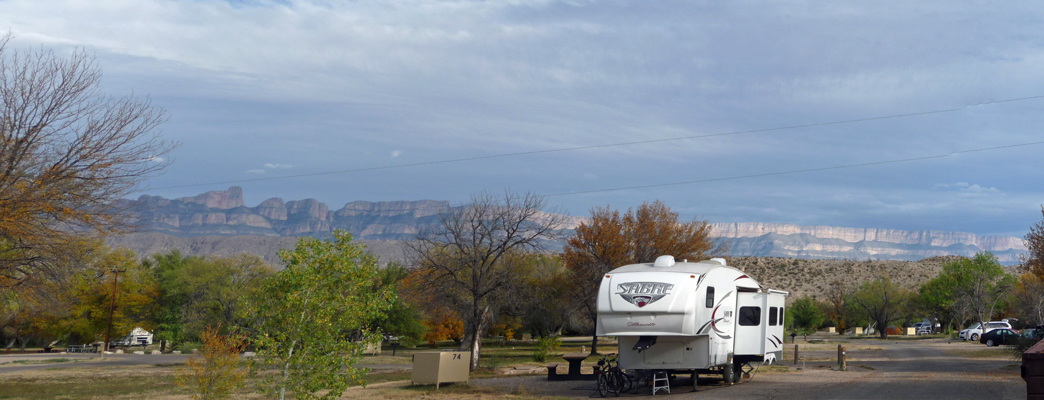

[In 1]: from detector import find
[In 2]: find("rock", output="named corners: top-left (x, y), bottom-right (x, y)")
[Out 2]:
top-left (286, 199), bottom-right (329, 221)
top-left (177, 187), bottom-right (245, 209)
top-left (116, 349), bottom-right (124, 354)
top-left (133, 351), bottom-right (145, 355)
top-left (242, 352), bottom-right (256, 358)
top-left (172, 350), bottom-right (181, 355)
top-left (255, 198), bottom-right (288, 220)
top-left (151, 350), bottom-right (161, 355)
top-left (192, 349), bottom-right (199, 354)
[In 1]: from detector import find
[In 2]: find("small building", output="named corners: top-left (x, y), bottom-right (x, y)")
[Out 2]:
top-left (116, 327), bottom-right (154, 346)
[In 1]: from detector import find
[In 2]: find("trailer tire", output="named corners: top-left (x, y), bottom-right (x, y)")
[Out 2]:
top-left (723, 364), bottom-right (735, 384)
top-left (733, 363), bottom-right (744, 381)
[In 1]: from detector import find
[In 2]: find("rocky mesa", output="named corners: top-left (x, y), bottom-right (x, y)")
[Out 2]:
top-left (114, 187), bottom-right (1028, 264)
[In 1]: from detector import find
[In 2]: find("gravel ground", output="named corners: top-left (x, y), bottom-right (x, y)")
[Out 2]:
top-left (471, 337), bottom-right (1026, 399)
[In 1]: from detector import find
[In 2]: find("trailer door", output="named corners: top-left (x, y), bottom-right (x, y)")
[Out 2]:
top-left (734, 292), bottom-right (767, 358)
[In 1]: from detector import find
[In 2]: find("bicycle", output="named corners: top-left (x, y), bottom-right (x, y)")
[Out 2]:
top-left (594, 354), bottom-right (633, 397)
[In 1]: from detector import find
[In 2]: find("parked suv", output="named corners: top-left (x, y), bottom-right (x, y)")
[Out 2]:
top-left (959, 320), bottom-right (1013, 341)
top-left (912, 322), bottom-right (933, 335)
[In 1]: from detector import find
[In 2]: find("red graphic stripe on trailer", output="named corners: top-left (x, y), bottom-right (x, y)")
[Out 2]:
top-left (734, 274), bottom-right (750, 281)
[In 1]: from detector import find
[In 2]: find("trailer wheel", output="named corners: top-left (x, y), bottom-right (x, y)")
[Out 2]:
top-left (723, 364), bottom-right (735, 384)
top-left (733, 363), bottom-right (744, 381)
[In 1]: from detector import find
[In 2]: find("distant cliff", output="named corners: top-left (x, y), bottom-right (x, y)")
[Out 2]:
top-left (124, 187), bottom-right (453, 239)
top-left (114, 187), bottom-right (1028, 264)
top-left (711, 222), bottom-right (1026, 264)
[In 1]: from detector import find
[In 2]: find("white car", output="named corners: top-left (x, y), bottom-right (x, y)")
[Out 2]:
top-left (959, 321), bottom-right (1013, 341)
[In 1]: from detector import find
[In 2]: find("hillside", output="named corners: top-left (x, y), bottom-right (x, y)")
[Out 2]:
top-left (727, 256), bottom-right (965, 299)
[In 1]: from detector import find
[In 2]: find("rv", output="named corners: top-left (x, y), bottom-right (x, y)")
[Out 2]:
top-left (596, 255), bottom-right (788, 386)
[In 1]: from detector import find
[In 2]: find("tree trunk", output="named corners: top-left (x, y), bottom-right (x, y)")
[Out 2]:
top-left (589, 314), bottom-right (599, 355)
top-left (470, 333), bottom-right (482, 370)
top-left (4, 337), bottom-right (14, 350)
top-left (18, 337), bottom-right (28, 352)
top-left (160, 340), bottom-right (166, 353)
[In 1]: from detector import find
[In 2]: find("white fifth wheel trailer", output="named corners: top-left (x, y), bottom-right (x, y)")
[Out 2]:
top-left (596, 255), bottom-right (789, 386)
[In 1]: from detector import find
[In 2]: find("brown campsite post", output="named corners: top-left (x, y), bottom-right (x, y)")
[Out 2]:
top-left (838, 345), bottom-right (846, 371)
top-left (794, 345), bottom-right (799, 365)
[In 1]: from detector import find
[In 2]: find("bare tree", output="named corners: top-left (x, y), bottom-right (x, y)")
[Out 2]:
top-left (1023, 205), bottom-right (1044, 278)
top-left (0, 34), bottom-right (174, 287)
top-left (405, 191), bottom-right (565, 369)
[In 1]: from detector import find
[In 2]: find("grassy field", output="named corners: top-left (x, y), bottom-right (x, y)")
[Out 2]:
top-left (0, 339), bottom-right (589, 400)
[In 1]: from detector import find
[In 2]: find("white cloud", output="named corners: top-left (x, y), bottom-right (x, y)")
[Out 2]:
top-left (933, 182), bottom-right (1001, 195)
top-left (391, 150), bottom-right (402, 158)
top-left (264, 163), bottom-right (293, 169)
top-left (246, 169), bottom-right (265, 174)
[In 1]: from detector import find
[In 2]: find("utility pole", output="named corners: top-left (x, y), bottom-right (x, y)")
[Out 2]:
top-left (104, 267), bottom-right (122, 352)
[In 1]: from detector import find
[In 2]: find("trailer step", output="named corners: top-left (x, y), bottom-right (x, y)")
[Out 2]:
top-left (652, 371), bottom-right (670, 395)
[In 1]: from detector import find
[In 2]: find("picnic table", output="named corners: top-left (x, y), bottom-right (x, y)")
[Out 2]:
top-left (547, 353), bottom-right (596, 381)
top-left (66, 344), bottom-right (99, 353)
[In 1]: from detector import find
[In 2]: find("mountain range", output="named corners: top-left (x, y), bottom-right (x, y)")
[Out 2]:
top-left (112, 187), bottom-right (1028, 265)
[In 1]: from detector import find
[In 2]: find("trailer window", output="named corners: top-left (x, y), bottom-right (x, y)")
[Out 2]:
top-left (706, 287), bottom-right (715, 308)
top-left (739, 306), bottom-right (761, 326)
top-left (779, 307), bottom-right (784, 326)
top-left (769, 307), bottom-right (778, 326)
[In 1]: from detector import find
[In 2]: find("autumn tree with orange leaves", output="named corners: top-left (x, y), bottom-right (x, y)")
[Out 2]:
top-left (563, 200), bottom-right (725, 354)
top-left (0, 34), bottom-right (174, 288)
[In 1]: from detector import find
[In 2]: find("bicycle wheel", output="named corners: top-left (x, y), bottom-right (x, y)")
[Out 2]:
top-left (620, 372), bottom-right (634, 393)
top-left (597, 374), bottom-right (609, 398)
top-left (608, 371), bottom-right (621, 396)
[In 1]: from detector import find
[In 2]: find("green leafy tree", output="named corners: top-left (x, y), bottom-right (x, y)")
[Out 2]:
top-left (147, 250), bottom-right (196, 352)
top-left (943, 252), bottom-right (1015, 338)
top-left (851, 276), bottom-right (909, 338)
top-left (181, 254), bottom-right (274, 337)
top-left (371, 262), bottom-right (427, 347)
top-left (789, 296), bottom-right (826, 336)
top-left (917, 274), bottom-right (959, 333)
top-left (249, 231), bottom-right (393, 400)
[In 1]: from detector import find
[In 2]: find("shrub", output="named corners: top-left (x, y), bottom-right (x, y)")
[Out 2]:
top-left (176, 326), bottom-right (247, 400)
top-left (532, 336), bottom-right (561, 362)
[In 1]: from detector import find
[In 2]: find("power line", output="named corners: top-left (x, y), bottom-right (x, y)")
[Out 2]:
top-left (146, 94), bottom-right (1044, 191)
top-left (547, 140), bottom-right (1044, 197)
top-left (134, 139), bottom-right (1044, 212)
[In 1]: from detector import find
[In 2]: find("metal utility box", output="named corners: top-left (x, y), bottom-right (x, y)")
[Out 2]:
top-left (412, 351), bottom-right (470, 389)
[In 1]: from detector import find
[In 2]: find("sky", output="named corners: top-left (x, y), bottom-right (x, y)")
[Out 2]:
top-left (4, 1), bottom-right (1044, 237)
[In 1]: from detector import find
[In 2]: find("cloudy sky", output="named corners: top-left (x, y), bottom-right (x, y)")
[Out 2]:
top-left (4, 1), bottom-right (1043, 237)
